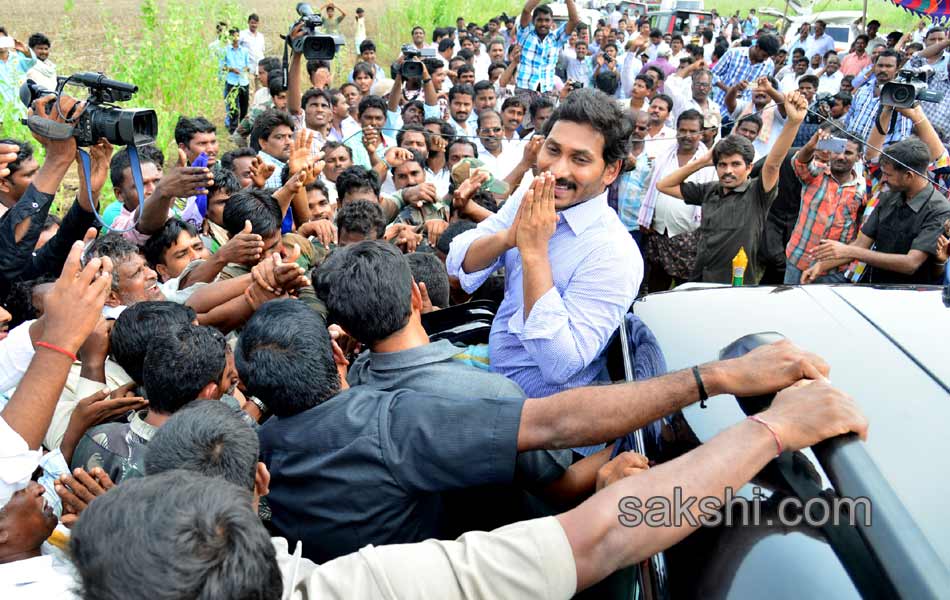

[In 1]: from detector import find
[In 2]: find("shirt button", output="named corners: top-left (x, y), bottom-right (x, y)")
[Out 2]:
top-left (31, 203), bottom-right (38, 209)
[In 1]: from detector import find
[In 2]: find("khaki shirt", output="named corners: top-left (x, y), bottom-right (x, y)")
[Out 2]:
top-left (274, 516), bottom-right (577, 600)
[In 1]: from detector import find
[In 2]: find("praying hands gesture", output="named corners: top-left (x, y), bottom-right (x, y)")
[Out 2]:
top-left (510, 172), bottom-right (558, 259)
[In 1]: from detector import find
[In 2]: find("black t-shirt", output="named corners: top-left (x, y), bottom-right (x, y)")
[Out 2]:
top-left (681, 175), bottom-right (778, 283)
top-left (861, 183), bottom-right (950, 284)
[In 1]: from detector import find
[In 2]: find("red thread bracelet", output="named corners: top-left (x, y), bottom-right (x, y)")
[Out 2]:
top-left (35, 341), bottom-right (78, 362)
top-left (748, 415), bottom-right (783, 457)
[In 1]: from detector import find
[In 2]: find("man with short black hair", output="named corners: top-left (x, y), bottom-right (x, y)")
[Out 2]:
top-left (710, 33), bottom-right (779, 104)
top-left (252, 109), bottom-right (295, 188)
top-left (657, 91), bottom-right (809, 283)
top-left (515, 0), bottom-right (579, 98)
top-left (70, 323), bottom-right (229, 482)
top-left (336, 200), bottom-right (386, 245)
top-left (24, 32), bottom-right (56, 90)
top-left (446, 90), bottom-right (642, 401)
top-left (843, 49), bottom-right (912, 145)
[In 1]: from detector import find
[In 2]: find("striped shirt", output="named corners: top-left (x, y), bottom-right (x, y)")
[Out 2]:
top-left (515, 22), bottom-right (569, 92)
top-left (617, 152), bottom-right (652, 231)
top-left (843, 83), bottom-right (912, 145)
top-left (709, 47), bottom-right (773, 105)
top-left (786, 156), bottom-right (866, 272)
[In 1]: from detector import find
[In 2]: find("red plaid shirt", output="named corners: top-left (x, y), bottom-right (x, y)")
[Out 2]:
top-left (786, 156), bottom-right (866, 272)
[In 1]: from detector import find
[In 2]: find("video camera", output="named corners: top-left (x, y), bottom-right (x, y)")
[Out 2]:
top-left (400, 44), bottom-right (437, 79)
top-left (289, 2), bottom-right (345, 60)
top-left (19, 72), bottom-right (158, 147)
top-left (880, 65), bottom-right (945, 108)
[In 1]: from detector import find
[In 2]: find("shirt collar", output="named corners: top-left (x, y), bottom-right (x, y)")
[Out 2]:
top-left (365, 339), bottom-right (463, 370)
top-left (906, 185), bottom-right (935, 212)
top-left (720, 178), bottom-right (752, 195)
top-left (130, 409), bottom-right (158, 441)
top-left (560, 190), bottom-right (609, 236)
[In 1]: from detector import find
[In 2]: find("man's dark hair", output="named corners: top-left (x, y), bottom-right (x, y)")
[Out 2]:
top-left (501, 96), bottom-right (526, 113)
top-left (457, 48), bottom-right (475, 62)
top-left (456, 63), bottom-right (475, 79)
top-left (306, 59), bottom-right (332, 78)
top-left (352, 61), bottom-right (376, 82)
top-left (868, 19), bottom-right (880, 28)
top-left (235, 299), bottom-right (339, 416)
top-left (174, 116), bottom-right (217, 147)
top-left (876, 48), bottom-right (900, 64)
top-left (532, 4), bottom-right (553, 19)
top-left (322, 140), bottom-right (353, 161)
top-left (71, 471), bottom-right (282, 600)
top-left (423, 57), bottom-right (445, 76)
top-left (359, 39), bottom-right (376, 54)
top-left (529, 96), bottom-right (556, 120)
top-left (357, 94), bottom-right (387, 118)
top-left (111, 302), bottom-right (197, 383)
top-left (251, 109), bottom-right (294, 148)
top-left (634, 73), bottom-right (655, 91)
top-left (702, 29), bottom-right (713, 43)
top-left (834, 92), bottom-right (853, 107)
top-left (652, 93), bottom-right (674, 113)
top-left (649, 28), bottom-right (662, 38)
top-left (145, 401), bottom-right (258, 491)
top-left (108, 144), bottom-right (164, 190)
top-left (258, 56), bottom-right (280, 74)
top-left (3, 275), bottom-right (55, 329)
top-left (336, 165), bottom-right (381, 200)
top-left (396, 123), bottom-right (427, 147)
top-left (208, 168), bottom-right (242, 198)
top-left (0, 138), bottom-right (33, 178)
top-left (448, 84), bottom-right (475, 103)
top-left (401, 100), bottom-right (424, 119)
top-left (542, 88), bottom-right (632, 166)
top-left (266, 71), bottom-right (287, 97)
top-left (438, 38), bottom-right (455, 53)
top-left (28, 33), bottom-right (50, 49)
top-left (143, 218), bottom-right (199, 269)
top-left (222, 189), bottom-right (282, 237)
top-left (314, 241), bottom-right (413, 344)
top-left (248, 13), bottom-right (259, 21)
top-left (676, 108), bottom-right (703, 129)
top-left (407, 252), bottom-right (450, 309)
top-left (334, 200), bottom-right (386, 239)
top-left (423, 117), bottom-right (456, 143)
top-left (593, 69), bottom-right (619, 94)
top-left (755, 33), bottom-right (780, 57)
top-left (645, 65), bottom-right (666, 82)
top-left (473, 80), bottom-right (494, 95)
top-left (220, 147), bottom-right (257, 174)
top-left (477, 108), bottom-right (501, 130)
top-left (391, 149), bottom-right (426, 176)
top-left (736, 113), bottom-right (763, 134)
top-left (879, 137), bottom-right (930, 175)
top-left (435, 219), bottom-right (476, 255)
top-left (447, 138), bottom-right (478, 158)
top-left (798, 74), bottom-right (819, 89)
top-left (143, 324), bottom-right (227, 414)
top-left (713, 134), bottom-right (756, 166)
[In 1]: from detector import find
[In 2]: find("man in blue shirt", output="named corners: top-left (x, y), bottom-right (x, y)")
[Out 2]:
top-left (446, 89), bottom-right (643, 400)
top-left (221, 27), bottom-right (252, 134)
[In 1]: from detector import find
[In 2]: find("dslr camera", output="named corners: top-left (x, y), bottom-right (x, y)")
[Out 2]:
top-left (20, 72), bottom-right (157, 147)
top-left (400, 44), bottom-right (436, 79)
top-left (880, 65), bottom-right (945, 108)
top-left (289, 2), bottom-right (345, 60)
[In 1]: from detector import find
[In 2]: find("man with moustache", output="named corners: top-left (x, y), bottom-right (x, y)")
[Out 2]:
top-left (446, 89), bottom-right (643, 410)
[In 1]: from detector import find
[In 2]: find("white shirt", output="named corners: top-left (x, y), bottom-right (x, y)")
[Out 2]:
top-left (0, 415), bottom-right (41, 507)
top-left (0, 320), bottom-right (35, 394)
top-left (817, 70), bottom-right (843, 95)
top-left (0, 546), bottom-right (80, 600)
top-left (779, 71), bottom-right (802, 93)
top-left (621, 52), bottom-right (644, 98)
top-left (239, 29), bottom-right (266, 65)
top-left (648, 144), bottom-right (716, 237)
top-left (644, 126), bottom-right (677, 161)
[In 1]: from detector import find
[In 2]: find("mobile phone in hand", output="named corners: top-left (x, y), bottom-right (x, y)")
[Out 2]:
top-left (817, 137), bottom-right (847, 154)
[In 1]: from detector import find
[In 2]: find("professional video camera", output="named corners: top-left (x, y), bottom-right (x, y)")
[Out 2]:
top-left (289, 2), bottom-right (345, 60)
top-left (880, 65), bottom-right (945, 108)
top-left (400, 44), bottom-right (437, 79)
top-left (19, 72), bottom-right (157, 147)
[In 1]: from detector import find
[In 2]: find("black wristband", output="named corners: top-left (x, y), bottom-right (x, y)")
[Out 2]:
top-left (692, 365), bottom-right (708, 408)
top-left (422, 78), bottom-right (431, 84)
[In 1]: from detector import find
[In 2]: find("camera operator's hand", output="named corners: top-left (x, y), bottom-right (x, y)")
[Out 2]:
top-left (75, 138), bottom-right (114, 212)
top-left (156, 149), bottom-right (214, 200)
top-left (0, 142), bottom-right (19, 179)
top-left (42, 241), bottom-right (114, 355)
top-left (29, 94), bottom-right (84, 168)
top-left (249, 156), bottom-right (276, 189)
top-left (895, 103), bottom-right (925, 121)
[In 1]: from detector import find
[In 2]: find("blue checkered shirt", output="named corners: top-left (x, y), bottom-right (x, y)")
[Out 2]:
top-left (710, 47), bottom-right (773, 105)
top-left (843, 83), bottom-right (912, 146)
top-left (515, 22), bottom-right (568, 92)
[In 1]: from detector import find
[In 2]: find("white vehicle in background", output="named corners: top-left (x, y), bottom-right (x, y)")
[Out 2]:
top-left (760, 7), bottom-right (862, 54)
top-left (549, 3), bottom-right (603, 34)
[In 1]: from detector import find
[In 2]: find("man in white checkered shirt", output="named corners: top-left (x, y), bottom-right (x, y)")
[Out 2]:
top-left (515, 0), bottom-right (579, 99)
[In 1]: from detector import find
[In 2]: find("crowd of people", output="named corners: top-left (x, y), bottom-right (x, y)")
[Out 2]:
top-left (3, 0), bottom-right (949, 596)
